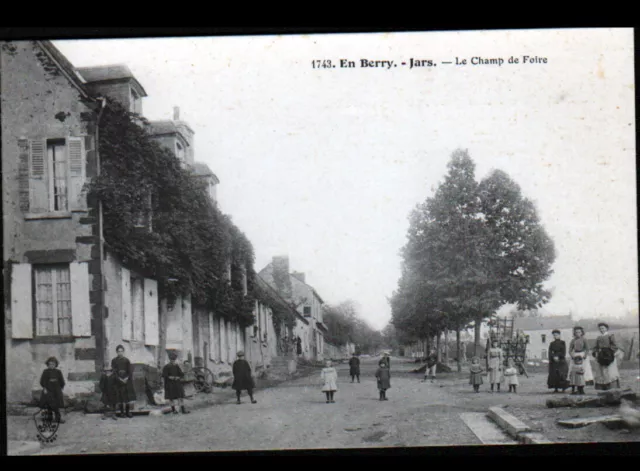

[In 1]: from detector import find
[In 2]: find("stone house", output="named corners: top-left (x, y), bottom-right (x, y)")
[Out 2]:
top-left (2, 40), bottom-right (106, 404)
top-left (513, 315), bottom-right (575, 360)
top-left (259, 256), bottom-right (328, 362)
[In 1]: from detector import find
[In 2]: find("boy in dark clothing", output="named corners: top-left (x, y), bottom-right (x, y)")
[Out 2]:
top-left (39, 356), bottom-right (66, 424)
top-left (349, 354), bottom-right (361, 383)
top-left (100, 364), bottom-right (118, 420)
top-left (232, 351), bottom-right (257, 404)
top-left (375, 360), bottom-right (391, 401)
top-left (162, 352), bottom-right (190, 414)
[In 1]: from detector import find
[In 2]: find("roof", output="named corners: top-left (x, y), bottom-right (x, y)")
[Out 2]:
top-left (76, 64), bottom-right (148, 97)
top-left (290, 275), bottom-right (325, 304)
top-left (256, 275), bottom-right (309, 325)
top-left (192, 162), bottom-right (220, 183)
top-left (147, 120), bottom-right (189, 144)
top-left (513, 315), bottom-right (575, 332)
top-left (37, 41), bottom-right (91, 99)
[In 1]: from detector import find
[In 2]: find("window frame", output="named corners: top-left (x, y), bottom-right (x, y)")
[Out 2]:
top-left (541, 334), bottom-right (547, 344)
top-left (32, 263), bottom-right (72, 338)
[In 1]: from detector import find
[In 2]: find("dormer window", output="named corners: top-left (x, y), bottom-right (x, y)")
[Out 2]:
top-left (176, 142), bottom-right (185, 161)
top-left (130, 88), bottom-right (141, 114)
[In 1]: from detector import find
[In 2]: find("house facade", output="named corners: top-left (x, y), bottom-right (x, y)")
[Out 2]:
top-left (259, 256), bottom-right (327, 362)
top-left (513, 315), bottom-right (575, 360)
top-left (3, 40), bottom-right (283, 406)
top-left (2, 40), bottom-right (106, 403)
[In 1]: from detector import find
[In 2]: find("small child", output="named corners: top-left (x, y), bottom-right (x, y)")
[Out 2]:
top-left (99, 364), bottom-right (118, 420)
top-left (162, 352), bottom-right (190, 414)
top-left (569, 355), bottom-right (586, 395)
top-left (469, 357), bottom-right (484, 393)
top-left (503, 358), bottom-right (519, 393)
top-left (320, 359), bottom-right (338, 403)
top-left (39, 356), bottom-right (66, 424)
top-left (375, 360), bottom-right (391, 401)
top-left (423, 349), bottom-right (437, 382)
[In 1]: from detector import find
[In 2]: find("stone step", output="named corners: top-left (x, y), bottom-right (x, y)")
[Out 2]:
top-left (459, 413), bottom-right (518, 445)
top-left (487, 406), bottom-right (531, 439)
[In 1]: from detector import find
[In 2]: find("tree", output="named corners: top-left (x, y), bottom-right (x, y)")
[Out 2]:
top-left (392, 149), bottom-right (556, 363)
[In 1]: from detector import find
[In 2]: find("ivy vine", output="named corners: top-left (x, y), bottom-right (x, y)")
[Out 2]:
top-left (89, 98), bottom-right (256, 325)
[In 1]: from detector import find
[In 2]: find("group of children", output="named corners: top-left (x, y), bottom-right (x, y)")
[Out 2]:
top-left (320, 353), bottom-right (392, 403)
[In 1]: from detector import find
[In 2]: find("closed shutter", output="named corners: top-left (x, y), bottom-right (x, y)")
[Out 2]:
top-left (70, 262), bottom-right (91, 337)
top-left (209, 312), bottom-right (216, 361)
top-left (29, 139), bottom-right (49, 213)
top-left (67, 137), bottom-right (86, 211)
top-left (11, 263), bottom-right (33, 339)
top-left (144, 278), bottom-right (159, 346)
top-left (18, 139), bottom-right (30, 212)
top-left (121, 267), bottom-right (132, 341)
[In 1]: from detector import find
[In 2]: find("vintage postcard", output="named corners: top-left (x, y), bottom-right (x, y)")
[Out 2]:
top-left (2, 28), bottom-right (638, 455)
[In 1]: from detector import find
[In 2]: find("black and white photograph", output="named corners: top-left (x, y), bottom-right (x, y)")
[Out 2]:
top-left (2, 28), bottom-right (638, 455)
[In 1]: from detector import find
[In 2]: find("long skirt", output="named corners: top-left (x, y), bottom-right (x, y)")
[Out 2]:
top-left (547, 360), bottom-right (570, 389)
top-left (594, 357), bottom-right (621, 390)
top-left (568, 352), bottom-right (594, 385)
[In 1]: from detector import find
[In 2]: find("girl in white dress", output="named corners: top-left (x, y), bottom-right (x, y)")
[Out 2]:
top-left (321, 360), bottom-right (338, 403)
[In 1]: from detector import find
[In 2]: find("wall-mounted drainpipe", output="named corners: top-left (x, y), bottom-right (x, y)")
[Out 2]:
top-left (95, 97), bottom-right (107, 368)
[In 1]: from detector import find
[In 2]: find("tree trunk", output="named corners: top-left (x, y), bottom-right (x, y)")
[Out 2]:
top-left (456, 327), bottom-right (461, 372)
top-left (474, 314), bottom-right (483, 357)
top-left (444, 328), bottom-right (449, 363)
top-left (436, 332), bottom-right (442, 362)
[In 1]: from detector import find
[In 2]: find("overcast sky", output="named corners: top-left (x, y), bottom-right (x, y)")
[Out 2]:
top-left (53, 29), bottom-right (637, 330)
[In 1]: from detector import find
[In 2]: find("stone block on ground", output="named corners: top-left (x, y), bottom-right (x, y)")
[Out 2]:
top-left (597, 388), bottom-right (637, 404)
top-left (556, 415), bottom-right (623, 429)
top-left (487, 406), bottom-right (531, 439)
top-left (518, 432), bottom-right (555, 445)
top-left (546, 396), bottom-right (602, 408)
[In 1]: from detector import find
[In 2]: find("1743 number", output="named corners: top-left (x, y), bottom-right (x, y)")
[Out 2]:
top-left (312, 60), bottom-right (334, 69)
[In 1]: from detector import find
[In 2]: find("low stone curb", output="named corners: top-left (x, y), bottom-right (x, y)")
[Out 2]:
top-left (487, 406), bottom-right (554, 445)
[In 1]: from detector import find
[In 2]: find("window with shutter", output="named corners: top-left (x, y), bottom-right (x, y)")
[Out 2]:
top-left (34, 265), bottom-right (72, 336)
top-left (18, 140), bottom-right (30, 212)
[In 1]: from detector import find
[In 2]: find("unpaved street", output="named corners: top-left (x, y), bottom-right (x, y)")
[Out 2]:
top-left (7, 356), bottom-right (640, 454)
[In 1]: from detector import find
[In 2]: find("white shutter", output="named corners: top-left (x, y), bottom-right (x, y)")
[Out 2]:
top-left (29, 139), bottom-right (49, 213)
top-left (144, 278), bottom-right (159, 346)
top-left (121, 267), bottom-right (132, 341)
top-left (70, 262), bottom-right (91, 337)
top-left (11, 263), bottom-right (33, 339)
top-left (67, 137), bottom-right (86, 211)
top-left (209, 312), bottom-right (215, 361)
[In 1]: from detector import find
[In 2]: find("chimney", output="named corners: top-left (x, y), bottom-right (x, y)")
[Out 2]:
top-left (173, 106), bottom-right (180, 121)
top-left (291, 271), bottom-right (305, 283)
top-left (271, 255), bottom-right (292, 300)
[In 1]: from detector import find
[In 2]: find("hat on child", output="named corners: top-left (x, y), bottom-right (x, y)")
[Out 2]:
top-left (237, 351), bottom-right (245, 357)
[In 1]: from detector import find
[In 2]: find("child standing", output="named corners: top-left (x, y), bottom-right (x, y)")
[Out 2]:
top-left (321, 359), bottom-right (338, 403)
top-left (99, 364), bottom-right (118, 420)
top-left (469, 357), bottom-right (484, 393)
top-left (503, 358), bottom-right (520, 393)
top-left (375, 360), bottom-right (391, 401)
top-left (423, 349), bottom-right (437, 382)
top-left (162, 352), bottom-right (190, 414)
top-left (569, 355), bottom-right (586, 395)
top-left (111, 345), bottom-right (136, 418)
top-left (39, 356), bottom-right (66, 424)
top-left (232, 351), bottom-right (257, 404)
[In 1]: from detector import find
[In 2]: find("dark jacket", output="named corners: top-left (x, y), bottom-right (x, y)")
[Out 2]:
top-left (112, 356), bottom-right (137, 403)
top-left (232, 359), bottom-right (255, 390)
top-left (162, 363), bottom-right (185, 400)
top-left (39, 368), bottom-right (65, 409)
top-left (349, 357), bottom-right (360, 375)
top-left (99, 373), bottom-right (118, 406)
top-left (547, 339), bottom-right (569, 389)
top-left (375, 366), bottom-right (391, 390)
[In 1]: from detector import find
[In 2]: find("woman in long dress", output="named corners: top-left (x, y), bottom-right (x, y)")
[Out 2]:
top-left (486, 340), bottom-right (503, 393)
top-left (592, 323), bottom-right (621, 390)
top-left (568, 326), bottom-right (594, 390)
top-left (547, 330), bottom-right (570, 392)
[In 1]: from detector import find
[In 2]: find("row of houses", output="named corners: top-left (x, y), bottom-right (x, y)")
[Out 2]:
top-left (2, 40), bottom-right (334, 405)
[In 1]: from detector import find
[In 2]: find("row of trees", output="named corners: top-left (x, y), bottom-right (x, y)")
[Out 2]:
top-left (390, 149), bottom-right (556, 369)
top-left (323, 301), bottom-right (384, 355)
